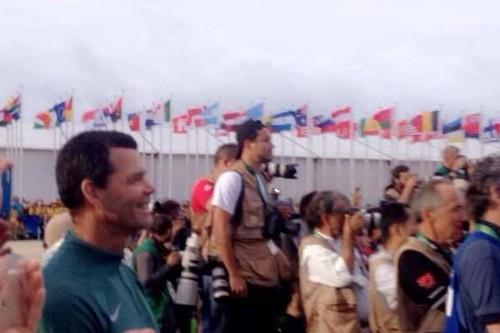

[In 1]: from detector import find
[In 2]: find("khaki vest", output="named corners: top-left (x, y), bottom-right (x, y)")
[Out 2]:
top-left (368, 254), bottom-right (402, 333)
top-left (395, 237), bottom-right (451, 333)
top-left (299, 235), bottom-right (361, 333)
top-left (210, 160), bottom-right (285, 287)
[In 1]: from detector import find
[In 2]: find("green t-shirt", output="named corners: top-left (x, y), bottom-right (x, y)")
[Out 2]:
top-left (39, 231), bottom-right (159, 333)
top-left (133, 238), bottom-right (170, 326)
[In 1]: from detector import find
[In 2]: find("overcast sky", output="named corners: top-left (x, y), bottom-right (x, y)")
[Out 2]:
top-left (1, 0), bottom-right (499, 121)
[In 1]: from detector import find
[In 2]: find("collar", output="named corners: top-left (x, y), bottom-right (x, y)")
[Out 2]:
top-left (313, 229), bottom-right (334, 241)
top-left (66, 230), bottom-right (124, 264)
top-left (476, 220), bottom-right (500, 240)
top-left (415, 232), bottom-right (453, 265)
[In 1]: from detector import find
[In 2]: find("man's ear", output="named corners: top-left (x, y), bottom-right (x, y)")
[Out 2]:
top-left (80, 179), bottom-right (102, 209)
top-left (490, 184), bottom-right (500, 208)
top-left (421, 208), bottom-right (434, 222)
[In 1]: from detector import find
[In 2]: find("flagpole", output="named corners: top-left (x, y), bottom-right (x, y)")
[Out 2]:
top-left (20, 101), bottom-right (24, 201)
top-left (13, 119), bottom-right (18, 196)
top-left (322, 133), bottom-right (327, 190)
top-left (349, 136), bottom-right (355, 196)
top-left (195, 127), bottom-right (199, 179)
top-left (280, 130), bottom-right (285, 190)
top-left (168, 120), bottom-right (173, 198)
top-left (205, 127), bottom-right (210, 173)
top-left (185, 129), bottom-right (190, 200)
top-left (291, 129), bottom-right (297, 201)
top-left (159, 122), bottom-right (164, 199)
top-left (53, 122), bottom-right (58, 199)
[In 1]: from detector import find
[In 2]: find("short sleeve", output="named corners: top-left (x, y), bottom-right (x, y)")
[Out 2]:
top-left (190, 178), bottom-right (215, 213)
top-left (39, 290), bottom-right (102, 333)
top-left (211, 171), bottom-right (243, 215)
top-left (459, 241), bottom-right (500, 325)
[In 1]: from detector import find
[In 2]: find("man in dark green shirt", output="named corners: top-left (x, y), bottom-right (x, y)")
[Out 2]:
top-left (39, 131), bottom-right (158, 333)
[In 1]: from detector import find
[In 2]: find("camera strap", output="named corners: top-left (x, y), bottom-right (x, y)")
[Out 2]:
top-left (243, 162), bottom-right (271, 213)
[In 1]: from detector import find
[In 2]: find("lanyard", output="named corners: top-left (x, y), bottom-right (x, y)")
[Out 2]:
top-left (475, 221), bottom-right (500, 240)
top-left (416, 232), bottom-right (437, 250)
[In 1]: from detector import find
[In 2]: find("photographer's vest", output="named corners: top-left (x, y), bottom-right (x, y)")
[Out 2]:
top-left (368, 255), bottom-right (402, 333)
top-left (299, 235), bottom-right (360, 333)
top-left (395, 237), bottom-right (451, 333)
top-left (227, 160), bottom-right (281, 287)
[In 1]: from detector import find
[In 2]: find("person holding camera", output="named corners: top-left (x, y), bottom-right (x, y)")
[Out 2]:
top-left (384, 165), bottom-right (418, 204)
top-left (210, 119), bottom-right (291, 333)
top-left (298, 190), bottom-right (366, 333)
top-left (368, 202), bottom-right (417, 333)
top-left (134, 214), bottom-right (181, 333)
top-left (395, 179), bottom-right (465, 333)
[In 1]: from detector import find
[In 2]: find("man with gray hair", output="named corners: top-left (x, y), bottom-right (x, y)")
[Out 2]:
top-left (445, 154), bottom-right (500, 333)
top-left (395, 179), bottom-right (465, 332)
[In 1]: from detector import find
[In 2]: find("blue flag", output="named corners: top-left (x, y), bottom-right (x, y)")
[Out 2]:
top-left (51, 102), bottom-right (66, 126)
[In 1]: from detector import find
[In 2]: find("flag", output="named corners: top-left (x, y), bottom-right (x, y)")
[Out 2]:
top-left (331, 107), bottom-right (353, 139)
top-left (82, 108), bottom-right (108, 128)
top-left (359, 118), bottom-right (380, 137)
top-left (220, 110), bottom-right (246, 132)
top-left (108, 97), bottom-right (122, 122)
top-left (186, 106), bottom-right (204, 127)
top-left (173, 114), bottom-right (189, 134)
top-left (0, 110), bottom-right (12, 127)
top-left (51, 102), bottom-right (66, 126)
top-left (463, 113), bottom-right (480, 138)
top-left (128, 113), bottom-right (141, 132)
top-left (5, 95), bottom-right (21, 121)
top-left (483, 117), bottom-right (500, 142)
top-left (246, 103), bottom-right (264, 120)
top-left (442, 118), bottom-right (464, 143)
top-left (34, 111), bottom-right (52, 129)
top-left (164, 100), bottom-right (171, 122)
top-left (313, 114), bottom-right (336, 133)
top-left (269, 110), bottom-right (295, 132)
top-left (409, 114), bottom-right (423, 142)
top-left (202, 102), bottom-right (219, 126)
top-left (421, 110), bottom-right (440, 140)
top-left (292, 105), bottom-right (308, 128)
top-left (396, 120), bottom-right (413, 140)
top-left (64, 97), bottom-right (73, 121)
top-left (373, 107), bottom-right (393, 139)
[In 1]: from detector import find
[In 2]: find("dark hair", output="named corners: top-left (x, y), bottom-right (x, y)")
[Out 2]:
top-left (391, 165), bottom-right (409, 181)
top-left (214, 143), bottom-right (238, 165)
top-left (154, 200), bottom-right (181, 218)
top-left (299, 191), bottom-right (317, 217)
top-left (305, 191), bottom-right (350, 231)
top-left (151, 214), bottom-right (172, 236)
top-left (56, 131), bottom-right (137, 211)
top-left (235, 119), bottom-right (265, 159)
top-left (379, 202), bottom-right (410, 243)
top-left (466, 154), bottom-right (500, 220)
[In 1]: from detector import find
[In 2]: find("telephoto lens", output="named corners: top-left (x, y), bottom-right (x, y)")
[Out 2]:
top-left (211, 265), bottom-right (230, 300)
top-left (175, 233), bottom-right (201, 307)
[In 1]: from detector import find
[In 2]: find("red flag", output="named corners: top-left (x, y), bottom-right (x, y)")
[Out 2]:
top-left (173, 114), bottom-right (189, 134)
top-left (373, 107), bottom-right (393, 139)
top-left (128, 113), bottom-right (140, 132)
top-left (463, 113), bottom-right (480, 138)
top-left (331, 107), bottom-right (352, 139)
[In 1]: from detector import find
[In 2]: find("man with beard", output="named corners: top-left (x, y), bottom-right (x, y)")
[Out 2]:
top-left (210, 120), bottom-right (290, 333)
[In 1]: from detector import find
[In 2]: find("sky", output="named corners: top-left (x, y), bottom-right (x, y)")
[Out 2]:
top-left (1, 0), bottom-right (499, 121)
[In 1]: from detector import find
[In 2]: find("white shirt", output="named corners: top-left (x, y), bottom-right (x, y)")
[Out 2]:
top-left (300, 230), bottom-right (367, 288)
top-left (369, 248), bottom-right (398, 310)
top-left (301, 230), bottom-right (369, 321)
top-left (211, 171), bottom-right (243, 214)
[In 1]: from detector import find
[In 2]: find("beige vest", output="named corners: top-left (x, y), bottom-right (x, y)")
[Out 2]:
top-left (395, 237), bottom-right (451, 333)
top-left (299, 235), bottom-right (361, 333)
top-left (210, 160), bottom-right (287, 287)
top-left (368, 254), bottom-right (402, 333)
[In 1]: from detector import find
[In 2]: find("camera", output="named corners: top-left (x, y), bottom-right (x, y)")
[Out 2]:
top-left (262, 163), bottom-right (298, 179)
top-left (348, 207), bottom-right (382, 231)
top-left (175, 234), bottom-right (201, 307)
top-left (262, 210), bottom-right (301, 240)
top-left (210, 262), bottom-right (230, 300)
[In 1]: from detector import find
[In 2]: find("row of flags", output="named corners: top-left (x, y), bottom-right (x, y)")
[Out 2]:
top-left (1, 94), bottom-right (500, 142)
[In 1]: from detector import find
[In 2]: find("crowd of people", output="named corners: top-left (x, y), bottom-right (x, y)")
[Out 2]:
top-left (0, 120), bottom-right (499, 333)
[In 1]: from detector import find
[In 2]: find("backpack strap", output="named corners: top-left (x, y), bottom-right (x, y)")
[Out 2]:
top-left (229, 172), bottom-right (245, 227)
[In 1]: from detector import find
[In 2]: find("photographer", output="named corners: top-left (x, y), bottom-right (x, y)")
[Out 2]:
top-left (134, 214), bottom-right (181, 333)
top-left (210, 119), bottom-right (291, 333)
top-left (298, 190), bottom-right (366, 333)
top-left (384, 165), bottom-right (418, 204)
top-left (368, 202), bottom-right (416, 333)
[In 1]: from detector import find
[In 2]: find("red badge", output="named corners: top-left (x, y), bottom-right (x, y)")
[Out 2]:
top-left (416, 272), bottom-right (436, 289)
